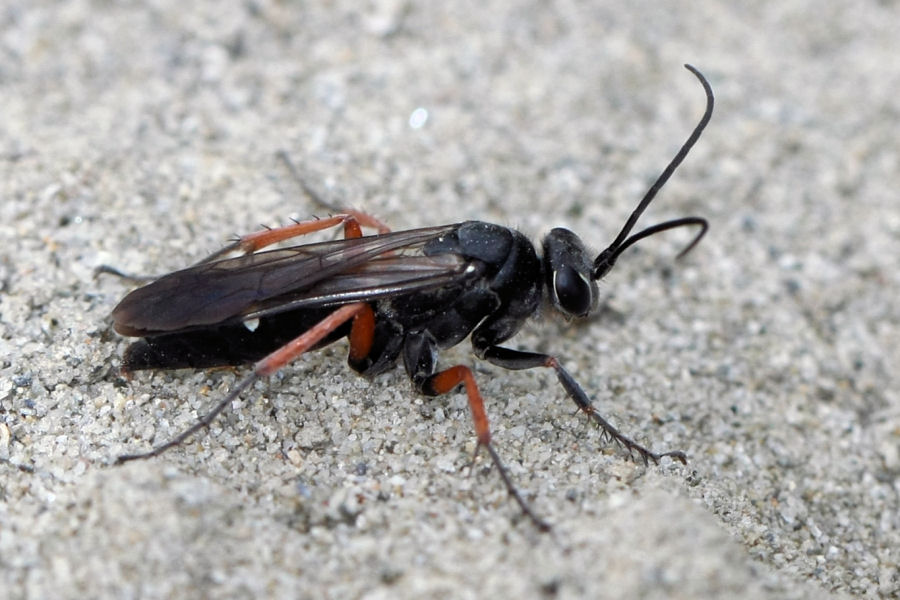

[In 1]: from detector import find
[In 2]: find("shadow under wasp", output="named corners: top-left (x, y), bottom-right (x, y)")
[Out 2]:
top-left (104, 64), bottom-right (714, 531)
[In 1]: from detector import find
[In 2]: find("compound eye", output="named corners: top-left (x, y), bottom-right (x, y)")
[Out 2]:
top-left (553, 265), bottom-right (593, 317)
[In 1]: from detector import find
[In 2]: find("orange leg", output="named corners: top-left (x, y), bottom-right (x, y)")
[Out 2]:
top-left (238, 215), bottom-right (362, 252)
top-left (427, 366), bottom-right (492, 447)
top-left (255, 303), bottom-right (373, 377)
top-left (101, 215), bottom-right (375, 282)
top-left (235, 209), bottom-right (391, 253)
top-left (421, 363), bottom-right (549, 531)
top-left (117, 302), bottom-right (373, 463)
top-left (347, 304), bottom-right (376, 364)
top-left (275, 150), bottom-right (392, 235)
top-left (196, 210), bottom-right (390, 266)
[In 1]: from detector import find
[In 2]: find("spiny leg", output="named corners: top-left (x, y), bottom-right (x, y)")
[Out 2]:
top-left (100, 154), bottom-right (389, 280)
top-left (404, 332), bottom-right (551, 531)
top-left (98, 213), bottom-right (381, 282)
top-left (199, 211), bottom-right (383, 265)
top-left (116, 302), bottom-right (372, 463)
top-left (98, 214), bottom-right (365, 284)
top-left (277, 149), bottom-right (342, 213)
top-left (229, 150), bottom-right (392, 258)
top-left (477, 346), bottom-right (687, 465)
top-left (277, 149), bottom-right (391, 234)
top-left (428, 366), bottom-right (550, 531)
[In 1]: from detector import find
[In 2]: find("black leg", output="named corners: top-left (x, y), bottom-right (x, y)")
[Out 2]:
top-left (477, 345), bottom-right (687, 465)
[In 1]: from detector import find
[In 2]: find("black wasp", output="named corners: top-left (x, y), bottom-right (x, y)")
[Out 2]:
top-left (109, 65), bottom-right (713, 530)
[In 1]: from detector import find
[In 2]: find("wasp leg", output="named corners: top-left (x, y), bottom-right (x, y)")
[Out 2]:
top-left (94, 264), bottom-right (161, 284)
top-left (198, 211), bottom-right (386, 266)
top-left (116, 302), bottom-right (371, 463)
top-left (100, 214), bottom-right (377, 282)
top-left (102, 211), bottom-right (387, 285)
top-left (102, 156), bottom-right (390, 279)
top-left (476, 346), bottom-right (687, 465)
top-left (403, 331), bottom-right (550, 531)
top-left (276, 150), bottom-right (391, 235)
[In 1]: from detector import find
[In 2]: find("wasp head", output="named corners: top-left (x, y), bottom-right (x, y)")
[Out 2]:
top-left (542, 228), bottom-right (599, 318)
top-left (542, 64), bottom-right (715, 319)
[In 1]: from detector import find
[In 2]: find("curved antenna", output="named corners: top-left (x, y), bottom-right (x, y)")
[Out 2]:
top-left (605, 216), bottom-right (708, 262)
top-left (593, 64), bottom-right (713, 279)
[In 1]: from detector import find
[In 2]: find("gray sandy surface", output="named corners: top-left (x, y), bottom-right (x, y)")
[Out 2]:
top-left (2, 1), bottom-right (898, 598)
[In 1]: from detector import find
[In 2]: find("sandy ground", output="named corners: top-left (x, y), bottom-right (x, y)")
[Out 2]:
top-left (2, 1), bottom-right (899, 598)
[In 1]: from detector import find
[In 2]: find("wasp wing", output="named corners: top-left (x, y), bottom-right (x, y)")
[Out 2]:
top-left (113, 224), bottom-right (462, 336)
top-left (237, 251), bottom-right (479, 322)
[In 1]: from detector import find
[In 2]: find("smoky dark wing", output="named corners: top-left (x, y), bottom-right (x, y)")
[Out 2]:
top-left (238, 251), bottom-right (479, 322)
top-left (113, 224), bottom-right (460, 336)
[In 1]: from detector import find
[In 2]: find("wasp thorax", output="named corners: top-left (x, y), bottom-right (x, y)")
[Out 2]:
top-left (542, 228), bottom-right (598, 318)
